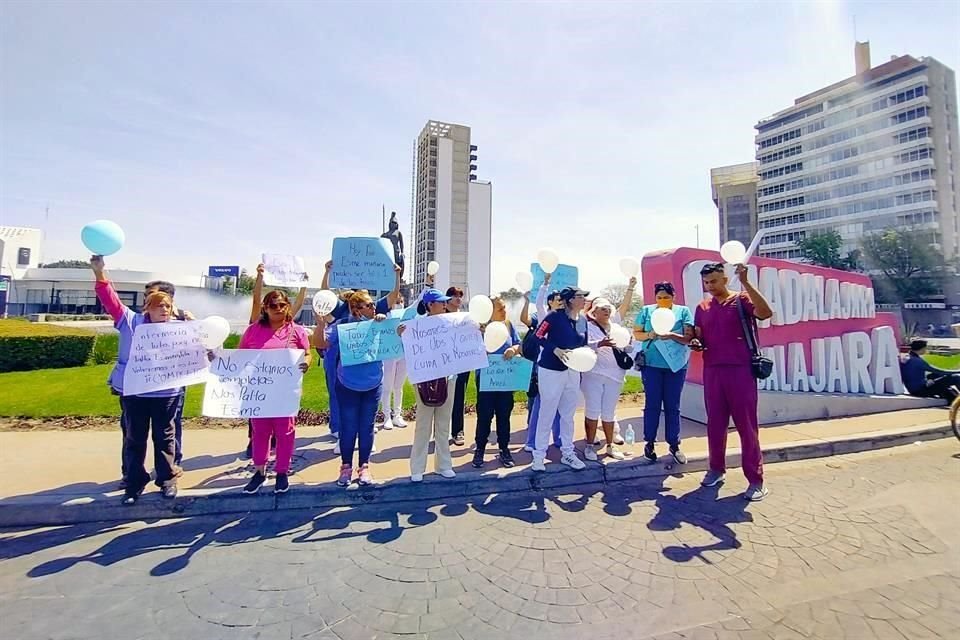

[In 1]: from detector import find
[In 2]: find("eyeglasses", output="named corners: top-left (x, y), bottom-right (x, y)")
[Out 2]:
top-left (267, 302), bottom-right (289, 310)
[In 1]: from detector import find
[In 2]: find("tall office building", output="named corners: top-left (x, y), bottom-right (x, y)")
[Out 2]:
top-left (754, 43), bottom-right (960, 261)
top-left (711, 163), bottom-right (759, 246)
top-left (410, 121), bottom-right (492, 296)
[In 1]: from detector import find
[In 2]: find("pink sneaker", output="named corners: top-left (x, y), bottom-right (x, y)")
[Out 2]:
top-left (336, 464), bottom-right (352, 487)
top-left (357, 464), bottom-right (374, 486)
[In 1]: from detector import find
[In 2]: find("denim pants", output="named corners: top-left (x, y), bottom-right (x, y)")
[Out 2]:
top-left (640, 366), bottom-right (687, 447)
top-left (336, 381), bottom-right (380, 467)
top-left (524, 394), bottom-right (561, 449)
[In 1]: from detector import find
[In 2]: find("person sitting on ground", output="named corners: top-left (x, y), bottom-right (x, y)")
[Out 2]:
top-left (900, 339), bottom-right (960, 402)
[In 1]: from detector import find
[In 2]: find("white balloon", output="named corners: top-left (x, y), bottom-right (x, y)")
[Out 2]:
top-left (312, 290), bottom-right (339, 316)
top-left (199, 315), bottom-right (231, 349)
top-left (650, 308), bottom-right (676, 336)
top-left (565, 347), bottom-right (597, 373)
top-left (619, 257), bottom-right (639, 278)
top-left (483, 321), bottom-right (510, 353)
top-left (427, 260), bottom-right (440, 276)
top-left (516, 271), bottom-right (533, 291)
top-left (720, 240), bottom-right (747, 265)
top-left (609, 324), bottom-right (631, 349)
top-left (537, 248), bottom-right (559, 274)
top-left (468, 295), bottom-right (493, 324)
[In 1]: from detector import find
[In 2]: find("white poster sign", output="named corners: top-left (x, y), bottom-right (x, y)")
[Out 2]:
top-left (262, 253), bottom-right (309, 288)
top-left (401, 312), bottom-right (488, 384)
top-left (202, 349), bottom-right (305, 418)
top-left (122, 322), bottom-right (210, 396)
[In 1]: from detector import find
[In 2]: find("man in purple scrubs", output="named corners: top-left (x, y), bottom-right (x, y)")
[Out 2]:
top-left (693, 263), bottom-right (773, 501)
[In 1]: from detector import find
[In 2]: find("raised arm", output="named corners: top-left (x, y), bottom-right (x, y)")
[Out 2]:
top-left (248, 263), bottom-right (265, 325)
top-left (520, 291), bottom-right (532, 328)
top-left (618, 277), bottom-right (637, 320)
top-left (535, 284), bottom-right (549, 320)
top-left (291, 279), bottom-right (307, 319)
top-left (312, 317), bottom-right (331, 350)
top-left (737, 264), bottom-right (773, 321)
top-left (387, 264), bottom-right (402, 308)
top-left (90, 256), bottom-right (128, 323)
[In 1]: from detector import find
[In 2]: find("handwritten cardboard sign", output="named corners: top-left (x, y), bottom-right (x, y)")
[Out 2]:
top-left (401, 312), bottom-right (488, 384)
top-left (262, 253), bottom-right (309, 288)
top-left (202, 349), bottom-right (305, 418)
top-left (531, 263), bottom-right (579, 292)
top-left (336, 318), bottom-right (404, 366)
top-left (329, 237), bottom-right (396, 291)
top-left (479, 355), bottom-right (533, 392)
top-left (122, 322), bottom-right (210, 396)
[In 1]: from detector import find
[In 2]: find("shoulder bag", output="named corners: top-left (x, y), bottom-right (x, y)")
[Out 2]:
top-left (735, 296), bottom-right (773, 380)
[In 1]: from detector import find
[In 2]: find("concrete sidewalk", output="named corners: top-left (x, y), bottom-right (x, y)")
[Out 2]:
top-left (0, 404), bottom-right (953, 527)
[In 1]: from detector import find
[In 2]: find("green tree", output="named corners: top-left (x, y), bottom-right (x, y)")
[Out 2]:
top-left (498, 287), bottom-right (524, 301)
top-left (39, 259), bottom-right (91, 268)
top-left (861, 228), bottom-right (944, 303)
top-left (235, 269), bottom-right (257, 295)
top-left (795, 230), bottom-right (858, 271)
top-left (599, 283), bottom-right (644, 323)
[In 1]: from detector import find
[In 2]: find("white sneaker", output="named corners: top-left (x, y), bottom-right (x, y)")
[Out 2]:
top-left (606, 445), bottom-right (626, 460)
top-left (333, 440), bottom-right (341, 455)
top-left (411, 473), bottom-right (423, 483)
top-left (531, 456), bottom-right (546, 472)
top-left (392, 412), bottom-right (407, 428)
top-left (439, 469), bottom-right (456, 479)
top-left (523, 444), bottom-right (534, 453)
top-left (560, 453), bottom-right (586, 470)
top-left (583, 444), bottom-right (598, 461)
top-left (380, 418), bottom-right (394, 431)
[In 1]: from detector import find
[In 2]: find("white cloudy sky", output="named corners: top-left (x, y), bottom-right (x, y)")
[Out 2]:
top-left (2, 0), bottom-right (958, 293)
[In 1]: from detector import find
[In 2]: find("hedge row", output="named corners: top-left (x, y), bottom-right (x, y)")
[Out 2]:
top-left (0, 319), bottom-right (97, 372)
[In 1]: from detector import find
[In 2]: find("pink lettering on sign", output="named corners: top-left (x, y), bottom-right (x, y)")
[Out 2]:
top-left (640, 248), bottom-right (904, 395)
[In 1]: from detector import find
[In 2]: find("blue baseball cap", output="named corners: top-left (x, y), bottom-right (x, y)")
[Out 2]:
top-left (422, 288), bottom-right (452, 304)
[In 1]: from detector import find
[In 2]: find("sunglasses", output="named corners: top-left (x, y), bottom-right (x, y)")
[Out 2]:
top-left (267, 302), bottom-right (289, 310)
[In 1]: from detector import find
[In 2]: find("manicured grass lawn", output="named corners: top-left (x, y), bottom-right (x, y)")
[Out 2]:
top-left (0, 364), bottom-right (645, 418)
top-left (925, 354), bottom-right (960, 370)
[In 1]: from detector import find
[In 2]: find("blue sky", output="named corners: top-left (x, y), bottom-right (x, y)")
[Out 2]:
top-left (2, 0), bottom-right (958, 293)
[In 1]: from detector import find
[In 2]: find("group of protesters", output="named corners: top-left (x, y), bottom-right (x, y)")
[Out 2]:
top-left (94, 251), bottom-right (958, 507)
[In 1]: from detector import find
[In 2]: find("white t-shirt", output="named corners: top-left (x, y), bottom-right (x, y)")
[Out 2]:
top-left (586, 321), bottom-right (628, 383)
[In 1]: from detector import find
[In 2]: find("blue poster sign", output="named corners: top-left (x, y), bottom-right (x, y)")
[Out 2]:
top-left (530, 263), bottom-right (579, 293)
top-left (208, 265), bottom-right (240, 278)
top-left (329, 237), bottom-right (396, 291)
top-left (479, 355), bottom-right (533, 392)
top-left (336, 318), bottom-right (404, 366)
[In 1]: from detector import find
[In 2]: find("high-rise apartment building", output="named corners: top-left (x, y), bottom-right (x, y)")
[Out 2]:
top-left (410, 121), bottom-right (492, 295)
top-left (711, 163), bottom-right (759, 246)
top-left (754, 43), bottom-right (959, 261)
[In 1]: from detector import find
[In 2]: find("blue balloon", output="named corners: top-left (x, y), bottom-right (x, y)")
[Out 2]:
top-left (81, 220), bottom-right (125, 256)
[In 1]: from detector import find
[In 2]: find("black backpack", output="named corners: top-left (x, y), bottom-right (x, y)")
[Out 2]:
top-left (521, 320), bottom-right (542, 363)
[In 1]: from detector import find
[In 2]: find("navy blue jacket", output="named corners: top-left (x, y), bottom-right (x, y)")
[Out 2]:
top-left (535, 310), bottom-right (587, 371)
top-left (900, 352), bottom-right (955, 395)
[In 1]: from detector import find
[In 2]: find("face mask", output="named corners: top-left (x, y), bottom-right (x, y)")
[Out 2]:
top-left (657, 298), bottom-right (673, 309)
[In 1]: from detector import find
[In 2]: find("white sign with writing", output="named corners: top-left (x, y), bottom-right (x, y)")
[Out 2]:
top-left (262, 253), bottom-right (309, 288)
top-left (122, 322), bottom-right (210, 396)
top-left (401, 312), bottom-right (488, 384)
top-left (202, 349), bottom-right (305, 418)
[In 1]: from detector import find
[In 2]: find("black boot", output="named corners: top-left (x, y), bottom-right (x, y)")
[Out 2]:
top-left (644, 441), bottom-right (657, 461)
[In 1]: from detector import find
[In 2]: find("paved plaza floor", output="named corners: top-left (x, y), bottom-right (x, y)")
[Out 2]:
top-left (2, 439), bottom-right (958, 639)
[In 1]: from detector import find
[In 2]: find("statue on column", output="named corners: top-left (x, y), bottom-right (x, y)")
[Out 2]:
top-left (381, 211), bottom-right (405, 279)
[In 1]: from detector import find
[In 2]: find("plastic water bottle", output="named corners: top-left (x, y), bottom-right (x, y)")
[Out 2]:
top-left (624, 424), bottom-right (635, 446)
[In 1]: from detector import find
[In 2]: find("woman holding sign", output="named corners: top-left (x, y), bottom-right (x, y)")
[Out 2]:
top-left (398, 289), bottom-right (458, 482)
top-left (633, 282), bottom-right (694, 465)
top-left (91, 256), bottom-right (182, 505)
top-left (239, 289), bottom-right (312, 495)
top-left (315, 291), bottom-right (388, 487)
top-left (473, 298), bottom-right (522, 469)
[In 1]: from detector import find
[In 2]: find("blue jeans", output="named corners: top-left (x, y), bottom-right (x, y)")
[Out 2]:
top-left (525, 394), bottom-right (561, 449)
top-left (322, 349), bottom-right (340, 435)
top-left (641, 366), bottom-right (687, 447)
top-left (335, 380), bottom-right (380, 467)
